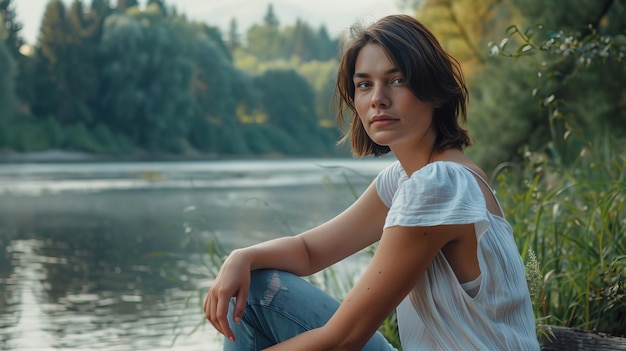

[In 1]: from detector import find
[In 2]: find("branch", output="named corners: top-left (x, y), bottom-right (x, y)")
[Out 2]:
top-left (442, 0), bottom-right (486, 64)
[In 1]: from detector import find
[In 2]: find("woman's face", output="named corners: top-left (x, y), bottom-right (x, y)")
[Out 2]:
top-left (352, 43), bottom-right (437, 153)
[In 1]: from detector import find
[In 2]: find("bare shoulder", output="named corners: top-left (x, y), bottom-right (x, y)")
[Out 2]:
top-left (437, 149), bottom-right (503, 216)
top-left (436, 149), bottom-right (490, 185)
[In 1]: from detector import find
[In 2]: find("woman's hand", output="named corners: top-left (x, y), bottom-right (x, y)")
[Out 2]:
top-left (203, 249), bottom-right (251, 342)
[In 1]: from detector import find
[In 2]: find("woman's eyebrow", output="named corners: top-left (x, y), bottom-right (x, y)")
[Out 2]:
top-left (353, 68), bottom-right (401, 78)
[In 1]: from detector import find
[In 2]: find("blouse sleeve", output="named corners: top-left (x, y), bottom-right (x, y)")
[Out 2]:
top-left (375, 161), bottom-right (404, 208)
top-left (384, 162), bottom-right (490, 238)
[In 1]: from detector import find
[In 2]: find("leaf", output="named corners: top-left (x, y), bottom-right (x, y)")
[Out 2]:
top-left (506, 25), bottom-right (519, 36)
top-left (490, 44), bottom-right (500, 57)
top-left (499, 37), bottom-right (509, 49)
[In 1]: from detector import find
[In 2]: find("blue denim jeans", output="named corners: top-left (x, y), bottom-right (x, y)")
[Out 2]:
top-left (224, 269), bottom-right (397, 350)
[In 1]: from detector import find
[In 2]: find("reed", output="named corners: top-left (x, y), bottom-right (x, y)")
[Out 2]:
top-left (494, 135), bottom-right (626, 336)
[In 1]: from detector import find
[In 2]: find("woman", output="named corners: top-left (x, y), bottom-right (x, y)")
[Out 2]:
top-left (204, 14), bottom-right (539, 351)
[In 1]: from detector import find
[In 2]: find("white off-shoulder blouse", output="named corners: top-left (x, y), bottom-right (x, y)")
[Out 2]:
top-left (376, 161), bottom-right (539, 351)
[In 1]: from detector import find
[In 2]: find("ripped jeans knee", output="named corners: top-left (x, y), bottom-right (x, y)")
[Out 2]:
top-left (223, 269), bottom-right (397, 351)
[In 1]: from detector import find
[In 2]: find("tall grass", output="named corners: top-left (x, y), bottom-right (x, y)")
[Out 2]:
top-left (190, 137), bottom-right (626, 348)
top-left (493, 136), bottom-right (626, 336)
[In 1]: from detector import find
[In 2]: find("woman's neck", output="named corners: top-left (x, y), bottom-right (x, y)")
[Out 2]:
top-left (395, 147), bottom-right (465, 176)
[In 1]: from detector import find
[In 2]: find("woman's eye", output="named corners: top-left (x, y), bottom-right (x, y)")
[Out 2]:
top-left (392, 77), bottom-right (406, 85)
top-left (356, 81), bottom-right (371, 89)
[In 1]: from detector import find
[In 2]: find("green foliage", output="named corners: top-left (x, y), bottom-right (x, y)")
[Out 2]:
top-left (297, 59), bottom-right (338, 123)
top-left (4, 114), bottom-right (132, 154)
top-left (98, 12), bottom-right (196, 151)
top-left (253, 69), bottom-right (334, 155)
top-left (466, 55), bottom-right (540, 170)
top-left (263, 3), bottom-right (279, 27)
top-left (90, 0), bottom-right (113, 19)
top-left (469, 1), bottom-right (626, 336)
top-left (494, 135), bottom-right (626, 336)
top-left (32, 0), bottom-right (100, 126)
top-left (0, 32), bottom-right (17, 132)
top-left (146, 0), bottom-right (167, 16)
top-left (2, 0), bottom-right (345, 157)
top-left (0, 0), bottom-right (23, 58)
top-left (509, 0), bottom-right (623, 34)
top-left (412, 0), bottom-right (625, 172)
top-left (38, 0), bottom-right (68, 65)
top-left (245, 23), bottom-right (284, 61)
top-left (226, 18), bottom-right (240, 53)
top-left (241, 5), bottom-right (338, 63)
top-left (474, 16), bottom-right (626, 170)
top-left (241, 124), bottom-right (275, 155)
top-left (116, 0), bottom-right (138, 12)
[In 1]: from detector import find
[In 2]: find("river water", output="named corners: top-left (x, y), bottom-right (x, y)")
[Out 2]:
top-left (0, 158), bottom-right (394, 350)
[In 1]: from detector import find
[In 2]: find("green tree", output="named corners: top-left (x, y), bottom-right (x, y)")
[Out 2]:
top-left (294, 22), bottom-right (338, 61)
top-left (66, 0), bottom-right (101, 123)
top-left (0, 0), bottom-right (34, 115)
top-left (253, 69), bottom-right (330, 155)
top-left (471, 0), bottom-right (626, 169)
top-left (245, 22), bottom-right (283, 61)
top-left (0, 0), bottom-right (23, 58)
top-left (175, 19), bottom-right (252, 154)
top-left (408, 0), bottom-right (625, 170)
top-left (244, 3), bottom-right (288, 61)
top-left (227, 17), bottom-right (240, 53)
top-left (199, 23), bottom-right (232, 61)
top-left (414, 0), bottom-right (510, 76)
top-left (316, 25), bottom-right (338, 60)
top-left (98, 12), bottom-right (194, 151)
top-left (263, 3), bottom-right (279, 27)
top-left (32, 0), bottom-right (101, 126)
top-left (116, 0), bottom-right (138, 12)
top-left (297, 59), bottom-right (339, 124)
top-left (289, 19), bottom-right (317, 61)
top-left (146, 0), bottom-right (167, 16)
top-left (0, 35), bottom-right (17, 145)
top-left (98, 9), bottom-right (251, 154)
top-left (90, 0), bottom-right (112, 19)
top-left (244, 14), bottom-right (338, 63)
top-left (30, 0), bottom-right (68, 122)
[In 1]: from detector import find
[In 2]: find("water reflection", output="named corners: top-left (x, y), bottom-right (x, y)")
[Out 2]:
top-left (0, 159), bottom-right (394, 350)
top-left (0, 159), bottom-right (390, 196)
top-left (1, 237), bottom-right (218, 350)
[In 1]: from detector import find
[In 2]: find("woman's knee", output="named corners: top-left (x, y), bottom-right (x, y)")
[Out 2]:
top-left (248, 269), bottom-right (302, 305)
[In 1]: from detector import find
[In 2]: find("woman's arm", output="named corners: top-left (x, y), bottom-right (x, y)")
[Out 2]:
top-left (263, 223), bottom-right (475, 351)
top-left (205, 181), bottom-right (389, 342)
top-left (295, 181), bottom-right (390, 274)
top-left (233, 181), bottom-right (388, 275)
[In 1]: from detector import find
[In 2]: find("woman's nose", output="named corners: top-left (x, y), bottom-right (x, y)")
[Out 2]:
top-left (371, 86), bottom-right (390, 108)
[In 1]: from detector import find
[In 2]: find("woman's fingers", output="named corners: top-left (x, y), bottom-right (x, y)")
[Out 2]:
top-left (202, 257), bottom-right (252, 341)
top-left (202, 291), bottom-right (210, 316)
top-left (205, 291), bottom-right (222, 335)
top-left (232, 280), bottom-right (249, 325)
top-left (216, 290), bottom-right (235, 341)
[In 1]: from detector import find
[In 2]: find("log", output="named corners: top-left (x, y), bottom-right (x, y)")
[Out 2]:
top-left (539, 325), bottom-right (626, 351)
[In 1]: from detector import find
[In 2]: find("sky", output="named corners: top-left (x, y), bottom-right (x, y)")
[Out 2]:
top-left (13, 0), bottom-right (412, 45)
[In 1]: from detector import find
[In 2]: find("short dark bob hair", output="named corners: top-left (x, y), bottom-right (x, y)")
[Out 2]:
top-left (335, 14), bottom-right (471, 157)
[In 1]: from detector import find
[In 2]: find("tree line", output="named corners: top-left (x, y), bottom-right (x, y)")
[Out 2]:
top-left (0, 0), bottom-right (624, 168)
top-left (0, 0), bottom-right (343, 158)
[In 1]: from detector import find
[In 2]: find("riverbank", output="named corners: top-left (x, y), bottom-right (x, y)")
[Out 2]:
top-left (0, 149), bottom-right (355, 163)
top-left (0, 150), bottom-right (99, 162)
top-left (0, 149), bottom-right (251, 163)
